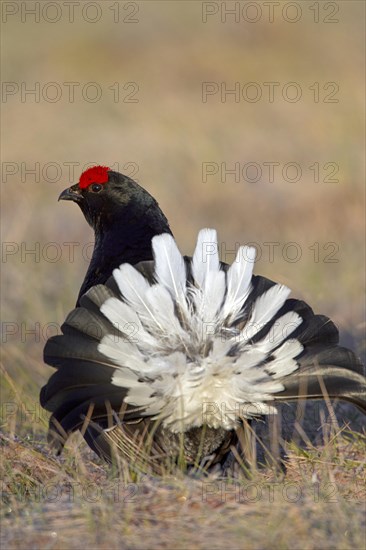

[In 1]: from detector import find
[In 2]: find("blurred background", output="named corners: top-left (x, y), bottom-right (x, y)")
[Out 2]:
top-left (1, 1), bottom-right (365, 412)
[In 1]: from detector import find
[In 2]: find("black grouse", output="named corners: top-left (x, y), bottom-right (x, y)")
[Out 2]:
top-left (40, 166), bottom-right (366, 473)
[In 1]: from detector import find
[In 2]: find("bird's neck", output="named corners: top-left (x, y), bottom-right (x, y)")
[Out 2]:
top-left (77, 210), bottom-right (172, 305)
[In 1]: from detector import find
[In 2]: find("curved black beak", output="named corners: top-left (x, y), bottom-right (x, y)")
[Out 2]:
top-left (58, 184), bottom-right (83, 203)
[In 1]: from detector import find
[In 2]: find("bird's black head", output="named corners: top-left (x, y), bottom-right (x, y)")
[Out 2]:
top-left (59, 166), bottom-right (171, 236)
top-left (59, 165), bottom-right (173, 302)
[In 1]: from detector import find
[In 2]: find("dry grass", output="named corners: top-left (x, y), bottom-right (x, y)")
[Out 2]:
top-left (1, 2), bottom-right (365, 548)
top-left (1, 382), bottom-right (365, 550)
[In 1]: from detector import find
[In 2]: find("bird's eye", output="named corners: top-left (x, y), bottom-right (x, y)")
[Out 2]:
top-left (90, 183), bottom-right (103, 193)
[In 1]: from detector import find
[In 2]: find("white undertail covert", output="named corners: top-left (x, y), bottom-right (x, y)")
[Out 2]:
top-left (98, 229), bottom-right (303, 432)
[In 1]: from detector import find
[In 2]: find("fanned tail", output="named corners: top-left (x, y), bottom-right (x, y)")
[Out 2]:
top-left (41, 230), bottom-right (365, 464)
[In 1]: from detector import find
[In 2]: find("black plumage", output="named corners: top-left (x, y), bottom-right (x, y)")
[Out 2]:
top-left (40, 167), bottom-right (366, 473)
top-left (59, 169), bottom-right (172, 304)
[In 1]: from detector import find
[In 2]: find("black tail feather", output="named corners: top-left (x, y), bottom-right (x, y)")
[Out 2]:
top-left (41, 262), bottom-right (365, 465)
top-left (276, 346), bottom-right (366, 413)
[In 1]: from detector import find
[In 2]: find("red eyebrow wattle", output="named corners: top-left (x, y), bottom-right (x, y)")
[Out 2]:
top-left (79, 166), bottom-right (110, 189)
